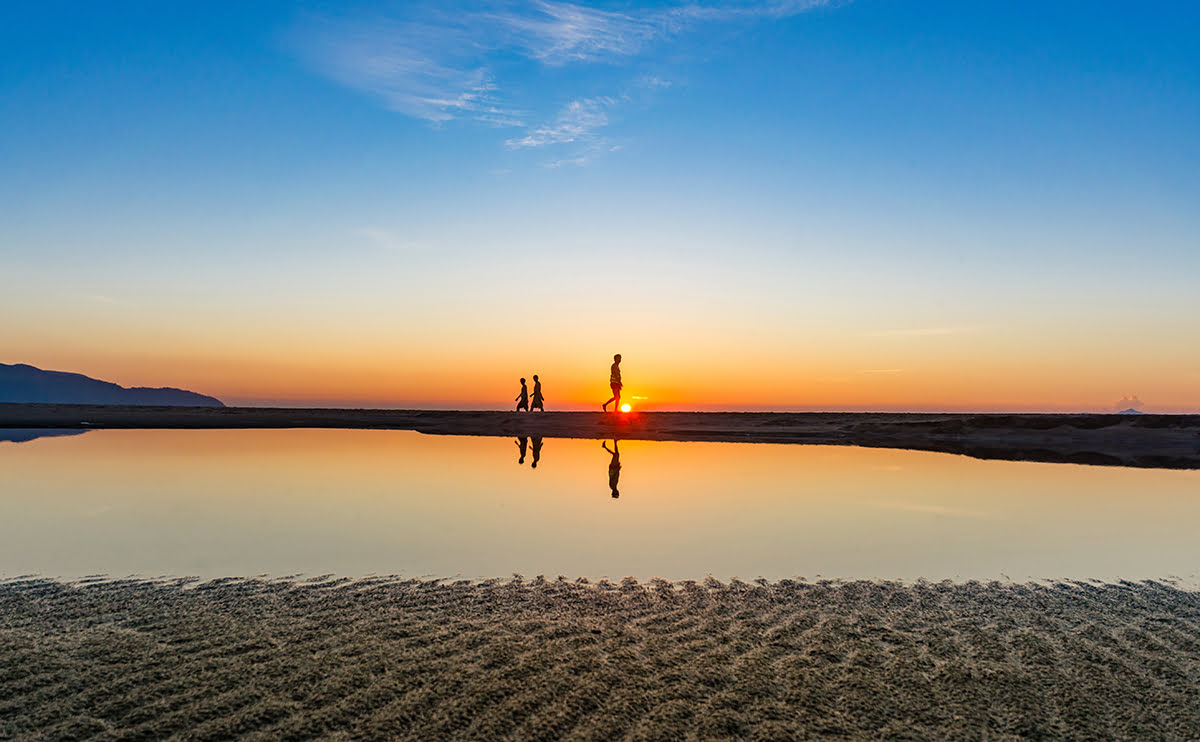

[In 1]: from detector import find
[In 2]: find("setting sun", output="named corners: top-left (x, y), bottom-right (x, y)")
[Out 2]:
top-left (620, 404), bottom-right (632, 412)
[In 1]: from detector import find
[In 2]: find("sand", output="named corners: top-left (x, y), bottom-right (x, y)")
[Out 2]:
top-left (4, 576), bottom-right (1200, 740)
top-left (3, 404), bottom-right (1199, 468)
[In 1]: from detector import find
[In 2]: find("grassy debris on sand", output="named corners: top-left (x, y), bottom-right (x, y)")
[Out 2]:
top-left (3, 576), bottom-right (1200, 740)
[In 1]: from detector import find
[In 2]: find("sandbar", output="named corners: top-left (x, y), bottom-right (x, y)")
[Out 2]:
top-left (2, 403), bottom-right (1198, 468)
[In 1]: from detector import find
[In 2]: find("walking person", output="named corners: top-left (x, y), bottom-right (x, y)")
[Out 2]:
top-left (531, 374), bottom-right (545, 411)
top-left (602, 354), bottom-right (623, 412)
top-left (515, 436), bottom-right (528, 464)
top-left (515, 377), bottom-right (529, 412)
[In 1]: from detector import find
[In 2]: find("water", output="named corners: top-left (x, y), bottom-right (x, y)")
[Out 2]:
top-left (2, 429), bottom-right (1198, 583)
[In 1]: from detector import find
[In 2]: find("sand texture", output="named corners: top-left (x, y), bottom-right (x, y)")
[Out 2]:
top-left (3, 404), bottom-right (1200, 469)
top-left (3, 576), bottom-right (1200, 740)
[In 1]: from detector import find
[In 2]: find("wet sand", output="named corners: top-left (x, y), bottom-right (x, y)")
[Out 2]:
top-left (3, 576), bottom-right (1199, 740)
top-left (3, 403), bottom-right (1199, 468)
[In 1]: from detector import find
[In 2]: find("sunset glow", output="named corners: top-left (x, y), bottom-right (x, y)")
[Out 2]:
top-left (1, 3), bottom-right (1197, 412)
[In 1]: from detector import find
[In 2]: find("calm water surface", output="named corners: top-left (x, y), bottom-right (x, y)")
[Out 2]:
top-left (2, 429), bottom-right (1198, 583)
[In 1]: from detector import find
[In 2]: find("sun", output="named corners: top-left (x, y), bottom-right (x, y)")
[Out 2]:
top-left (620, 403), bottom-right (631, 412)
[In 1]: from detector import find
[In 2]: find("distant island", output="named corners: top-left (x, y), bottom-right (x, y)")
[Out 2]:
top-left (0, 363), bottom-right (224, 407)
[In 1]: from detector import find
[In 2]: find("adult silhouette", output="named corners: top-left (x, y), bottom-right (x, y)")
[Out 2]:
top-left (602, 354), bottom-right (623, 412)
top-left (602, 440), bottom-right (621, 498)
top-left (531, 436), bottom-right (543, 468)
top-left (515, 436), bottom-right (528, 464)
top-left (515, 378), bottom-right (529, 412)
top-left (531, 375), bottom-right (545, 411)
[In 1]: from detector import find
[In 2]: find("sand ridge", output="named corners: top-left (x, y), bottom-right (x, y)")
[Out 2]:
top-left (4, 576), bottom-right (1200, 740)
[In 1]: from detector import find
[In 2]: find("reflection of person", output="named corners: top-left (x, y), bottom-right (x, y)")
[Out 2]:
top-left (531, 375), bottom-right (545, 412)
top-left (516, 436), bottom-right (528, 464)
top-left (531, 436), bottom-right (543, 468)
top-left (515, 378), bottom-right (529, 412)
top-left (602, 354), bottom-right (623, 412)
top-left (602, 440), bottom-right (620, 498)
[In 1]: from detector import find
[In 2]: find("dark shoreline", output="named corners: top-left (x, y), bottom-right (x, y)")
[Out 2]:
top-left (2, 403), bottom-right (1199, 469)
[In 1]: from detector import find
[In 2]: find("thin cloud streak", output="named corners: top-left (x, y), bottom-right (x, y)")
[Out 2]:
top-left (293, 0), bottom-right (836, 126)
top-left (506, 97), bottom-right (617, 149)
top-left (865, 327), bottom-right (978, 338)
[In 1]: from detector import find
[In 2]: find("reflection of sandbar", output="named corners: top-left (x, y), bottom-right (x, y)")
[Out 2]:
top-left (0, 428), bottom-right (90, 444)
top-left (2, 576), bottom-right (1199, 738)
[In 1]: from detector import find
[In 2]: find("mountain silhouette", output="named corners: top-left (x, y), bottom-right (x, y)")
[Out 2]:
top-left (0, 363), bottom-right (224, 407)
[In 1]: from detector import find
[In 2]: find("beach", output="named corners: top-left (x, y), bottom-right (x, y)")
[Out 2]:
top-left (3, 404), bottom-right (1199, 469)
top-left (3, 576), bottom-right (1199, 740)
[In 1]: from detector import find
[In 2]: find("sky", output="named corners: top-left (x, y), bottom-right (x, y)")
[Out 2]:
top-left (2, 0), bottom-right (1198, 412)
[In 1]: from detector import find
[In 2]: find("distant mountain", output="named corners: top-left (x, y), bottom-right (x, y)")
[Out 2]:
top-left (1117, 408), bottom-right (1145, 415)
top-left (0, 363), bottom-right (224, 407)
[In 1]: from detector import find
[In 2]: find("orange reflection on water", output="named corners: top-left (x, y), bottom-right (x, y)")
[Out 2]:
top-left (1, 429), bottom-right (1198, 583)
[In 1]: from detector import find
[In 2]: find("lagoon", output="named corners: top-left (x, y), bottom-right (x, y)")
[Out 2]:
top-left (1, 429), bottom-right (1197, 584)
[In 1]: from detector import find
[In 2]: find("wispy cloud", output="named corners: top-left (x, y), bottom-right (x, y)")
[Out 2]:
top-left (353, 227), bottom-right (428, 252)
top-left (74, 293), bottom-right (132, 307)
top-left (490, 2), bottom-right (661, 64)
top-left (292, 0), bottom-right (835, 134)
top-left (506, 96), bottom-right (617, 149)
top-left (864, 327), bottom-right (978, 338)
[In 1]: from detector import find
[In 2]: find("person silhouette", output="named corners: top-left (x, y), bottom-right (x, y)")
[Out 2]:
top-left (515, 436), bottom-right (528, 464)
top-left (602, 440), bottom-right (620, 498)
top-left (602, 354), bottom-right (623, 412)
top-left (531, 375), bottom-right (545, 411)
top-left (531, 436), bottom-right (543, 468)
top-left (515, 378), bottom-right (529, 412)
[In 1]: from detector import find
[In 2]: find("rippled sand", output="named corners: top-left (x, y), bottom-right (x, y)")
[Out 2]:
top-left (4, 576), bottom-right (1200, 739)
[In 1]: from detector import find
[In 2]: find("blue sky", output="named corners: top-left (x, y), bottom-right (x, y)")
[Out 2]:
top-left (2, 1), bottom-right (1198, 410)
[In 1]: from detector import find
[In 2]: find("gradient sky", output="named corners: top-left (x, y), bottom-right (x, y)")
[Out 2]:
top-left (3, 1), bottom-right (1198, 411)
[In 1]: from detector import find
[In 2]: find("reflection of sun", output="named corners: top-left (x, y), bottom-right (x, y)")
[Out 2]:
top-left (620, 403), bottom-right (631, 412)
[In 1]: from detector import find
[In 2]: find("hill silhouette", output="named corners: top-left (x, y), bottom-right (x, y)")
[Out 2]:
top-left (0, 363), bottom-right (224, 407)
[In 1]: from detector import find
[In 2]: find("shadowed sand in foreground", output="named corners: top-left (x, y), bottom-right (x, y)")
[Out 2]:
top-left (3, 403), bottom-right (1199, 468)
top-left (2, 577), bottom-right (1199, 740)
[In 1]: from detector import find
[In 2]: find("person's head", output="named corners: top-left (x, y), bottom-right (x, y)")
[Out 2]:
top-left (533, 374), bottom-right (538, 381)
top-left (614, 354), bottom-right (621, 362)
top-left (520, 377), bottom-right (526, 384)
top-left (611, 488), bottom-right (619, 499)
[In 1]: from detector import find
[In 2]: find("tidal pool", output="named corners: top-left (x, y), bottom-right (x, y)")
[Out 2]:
top-left (1, 429), bottom-right (1197, 583)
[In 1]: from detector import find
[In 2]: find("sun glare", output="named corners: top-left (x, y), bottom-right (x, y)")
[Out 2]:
top-left (621, 403), bottom-right (631, 412)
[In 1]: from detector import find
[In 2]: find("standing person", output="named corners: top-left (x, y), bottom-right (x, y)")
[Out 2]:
top-left (531, 375), bottom-right (545, 411)
top-left (602, 354), bottom-right (623, 412)
top-left (515, 378), bottom-right (529, 412)
top-left (602, 440), bottom-right (620, 498)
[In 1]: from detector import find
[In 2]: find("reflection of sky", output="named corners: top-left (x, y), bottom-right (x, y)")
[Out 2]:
top-left (2, 429), bottom-right (1198, 584)
top-left (1, 3), bottom-right (1198, 411)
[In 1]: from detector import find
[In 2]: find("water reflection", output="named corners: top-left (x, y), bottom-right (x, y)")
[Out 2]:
top-left (603, 440), bottom-right (621, 498)
top-left (2, 429), bottom-right (1199, 583)
top-left (0, 429), bottom-right (89, 444)
top-left (531, 437), bottom-right (543, 469)
top-left (515, 436), bottom-right (528, 464)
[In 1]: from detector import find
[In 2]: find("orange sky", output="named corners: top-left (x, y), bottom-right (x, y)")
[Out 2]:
top-left (6, 301), bottom-right (1197, 412)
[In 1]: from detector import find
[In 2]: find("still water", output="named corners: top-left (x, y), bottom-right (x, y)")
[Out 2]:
top-left (2, 429), bottom-right (1198, 583)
